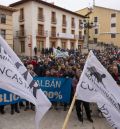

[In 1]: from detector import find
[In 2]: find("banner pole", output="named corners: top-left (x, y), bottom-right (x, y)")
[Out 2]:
top-left (61, 93), bottom-right (76, 129)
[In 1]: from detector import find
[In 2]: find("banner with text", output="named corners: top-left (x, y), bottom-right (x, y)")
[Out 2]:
top-left (34, 77), bottom-right (72, 103)
top-left (0, 36), bottom-right (51, 129)
top-left (0, 89), bottom-right (23, 105)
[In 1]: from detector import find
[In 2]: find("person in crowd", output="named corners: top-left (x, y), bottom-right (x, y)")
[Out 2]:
top-left (11, 103), bottom-right (20, 115)
top-left (0, 105), bottom-right (5, 114)
top-left (111, 62), bottom-right (120, 85)
top-left (72, 68), bottom-right (93, 123)
top-left (24, 64), bottom-right (36, 111)
top-left (75, 100), bottom-right (93, 122)
top-left (19, 102), bottom-right (25, 109)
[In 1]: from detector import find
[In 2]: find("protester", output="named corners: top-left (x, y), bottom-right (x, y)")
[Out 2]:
top-left (11, 103), bottom-right (20, 115)
top-left (0, 105), bottom-right (5, 114)
top-left (24, 64), bottom-right (36, 111)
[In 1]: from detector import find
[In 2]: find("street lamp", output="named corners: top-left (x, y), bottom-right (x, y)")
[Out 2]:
top-left (80, 18), bottom-right (97, 52)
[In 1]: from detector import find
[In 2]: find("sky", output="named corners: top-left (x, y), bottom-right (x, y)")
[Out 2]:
top-left (0, 0), bottom-right (120, 11)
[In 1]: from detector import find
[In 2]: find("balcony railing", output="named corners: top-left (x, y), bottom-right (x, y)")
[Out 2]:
top-left (50, 32), bottom-right (57, 37)
top-left (37, 30), bottom-right (47, 37)
top-left (51, 18), bottom-right (57, 24)
top-left (62, 21), bottom-right (67, 27)
top-left (57, 32), bottom-right (74, 39)
top-left (16, 30), bottom-right (26, 37)
top-left (38, 15), bottom-right (44, 22)
top-left (19, 15), bottom-right (24, 22)
top-left (74, 35), bottom-right (84, 40)
top-left (71, 22), bottom-right (75, 28)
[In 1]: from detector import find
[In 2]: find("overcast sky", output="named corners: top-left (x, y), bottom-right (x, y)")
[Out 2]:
top-left (0, 0), bottom-right (120, 11)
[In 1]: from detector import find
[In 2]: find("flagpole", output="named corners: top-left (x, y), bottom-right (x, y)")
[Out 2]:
top-left (61, 93), bottom-right (76, 129)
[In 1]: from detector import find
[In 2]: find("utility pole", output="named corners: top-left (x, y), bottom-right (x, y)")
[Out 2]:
top-left (81, 11), bottom-right (96, 53)
top-left (93, 0), bottom-right (95, 7)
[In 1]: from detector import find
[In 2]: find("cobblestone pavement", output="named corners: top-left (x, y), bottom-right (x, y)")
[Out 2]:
top-left (0, 105), bottom-right (112, 129)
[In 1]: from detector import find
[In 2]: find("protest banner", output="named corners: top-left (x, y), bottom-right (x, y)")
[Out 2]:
top-left (0, 89), bottom-right (22, 105)
top-left (53, 48), bottom-right (69, 58)
top-left (34, 77), bottom-right (72, 103)
top-left (0, 77), bottom-right (72, 105)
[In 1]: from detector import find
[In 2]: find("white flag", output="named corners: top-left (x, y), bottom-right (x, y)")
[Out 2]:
top-left (76, 50), bottom-right (120, 129)
top-left (53, 48), bottom-right (69, 58)
top-left (0, 36), bottom-right (51, 129)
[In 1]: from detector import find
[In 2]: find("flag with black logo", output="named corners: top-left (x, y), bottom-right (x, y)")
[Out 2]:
top-left (76, 50), bottom-right (120, 129)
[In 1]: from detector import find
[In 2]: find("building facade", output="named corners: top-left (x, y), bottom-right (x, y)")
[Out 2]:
top-left (0, 5), bottom-right (16, 49)
top-left (76, 6), bottom-right (120, 49)
top-left (10, 0), bottom-right (85, 56)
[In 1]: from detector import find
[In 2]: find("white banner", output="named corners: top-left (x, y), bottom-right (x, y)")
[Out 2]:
top-left (53, 48), bottom-right (69, 58)
top-left (76, 51), bottom-right (120, 129)
top-left (0, 36), bottom-right (51, 129)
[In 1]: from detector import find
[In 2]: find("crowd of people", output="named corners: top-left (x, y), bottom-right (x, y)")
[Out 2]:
top-left (0, 47), bottom-right (120, 123)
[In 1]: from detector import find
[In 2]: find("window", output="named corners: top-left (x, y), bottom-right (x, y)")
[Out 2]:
top-left (0, 14), bottom-right (6, 24)
top-left (62, 15), bottom-right (66, 26)
top-left (94, 38), bottom-right (97, 43)
top-left (71, 17), bottom-right (75, 28)
top-left (71, 42), bottom-right (74, 49)
top-left (84, 30), bottom-right (86, 35)
top-left (94, 17), bottom-right (98, 22)
top-left (21, 41), bottom-right (25, 53)
top-left (38, 8), bottom-right (44, 21)
top-left (62, 28), bottom-right (66, 33)
top-left (19, 8), bottom-right (24, 21)
top-left (51, 41), bottom-right (56, 48)
top-left (71, 30), bottom-right (75, 34)
top-left (111, 13), bottom-right (116, 17)
top-left (0, 29), bottom-right (6, 39)
top-left (51, 11), bottom-right (56, 23)
top-left (61, 42), bottom-right (66, 49)
top-left (111, 34), bottom-right (116, 38)
top-left (111, 23), bottom-right (116, 27)
top-left (79, 20), bottom-right (83, 29)
top-left (37, 41), bottom-right (44, 52)
top-left (38, 24), bottom-right (44, 36)
top-left (79, 31), bottom-right (82, 39)
top-left (51, 27), bottom-right (56, 37)
top-left (95, 28), bottom-right (98, 34)
top-left (78, 44), bottom-right (81, 50)
top-left (20, 25), bottom-right (25, 36)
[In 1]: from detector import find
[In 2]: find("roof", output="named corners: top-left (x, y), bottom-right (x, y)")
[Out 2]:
top-left (76, 5), bottom-right (120, 13)
top-left (0, 4), bottom-right (17, 12)
top-left (94, 6), bottom-right (120, 12)
top-left (9, 0), bottom-right (86, 18)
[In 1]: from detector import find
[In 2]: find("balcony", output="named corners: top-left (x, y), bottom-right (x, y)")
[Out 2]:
top-left (51, 18), bottom-right (57, 24)
top-left (19, 15), bottom-right (24, 22)
top-left (78, 35), bottom-right (84, 40)
top-left (37, 30), bottom-right (47, 37)
top-left (62, 21), bottom-right (67, 27)
top-left (74, 35), bottom-right (84, 40)
top-left (38, 15), bottom-right (44, 22)
top-left (71, 22), bottom-right (75, 28)
top-left (50, 32), bottom-right (57, 38)
top-left (16, 30), bottom-right (26, 37)
top-left (57, 33), bottom-right (74, 39)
